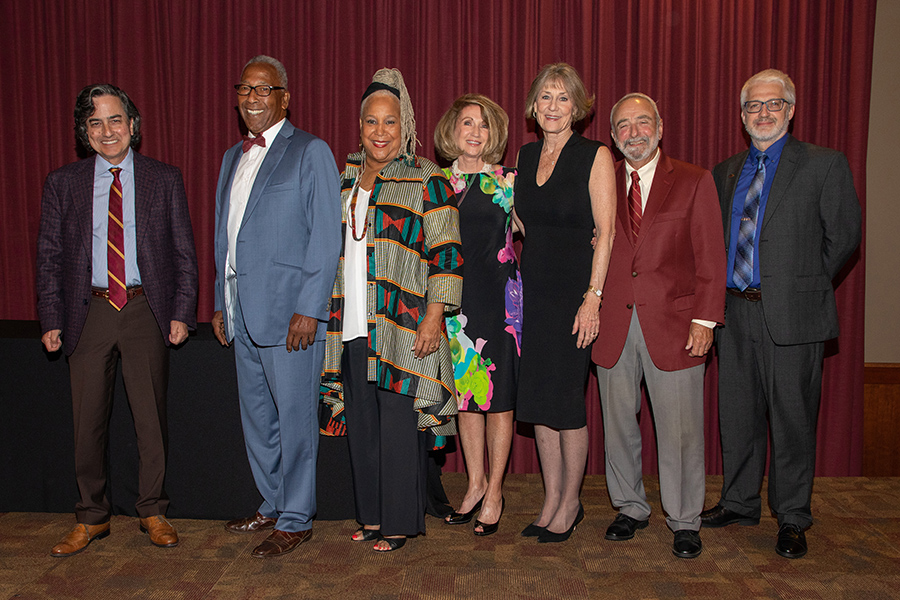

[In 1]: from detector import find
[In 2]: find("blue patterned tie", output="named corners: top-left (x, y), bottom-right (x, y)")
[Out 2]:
top-left (733, 153), bottom-right (766, 291)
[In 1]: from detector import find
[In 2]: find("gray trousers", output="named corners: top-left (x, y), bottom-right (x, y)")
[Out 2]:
top-left (596, 310), bottom-right (705, 532)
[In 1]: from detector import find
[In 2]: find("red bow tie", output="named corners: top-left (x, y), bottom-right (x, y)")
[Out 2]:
top-left (242, 134), bottom-right (266, 153)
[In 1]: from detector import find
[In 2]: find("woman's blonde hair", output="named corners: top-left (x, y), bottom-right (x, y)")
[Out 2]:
top-left (524, 62), bottom-right (594, 122)
top-left (434, 94), bottom-right (509, 165)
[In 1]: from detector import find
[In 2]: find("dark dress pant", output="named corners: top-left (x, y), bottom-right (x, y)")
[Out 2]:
top-left (342, 338), bottom-right (427, 536)
top-left (68, 294), bottom-right (169, 524)
top-left (717, 294), bottom-right (823, 529)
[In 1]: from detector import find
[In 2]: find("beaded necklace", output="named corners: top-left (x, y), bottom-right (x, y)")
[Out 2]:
top-left (348, 168), bottom-right (371, 242)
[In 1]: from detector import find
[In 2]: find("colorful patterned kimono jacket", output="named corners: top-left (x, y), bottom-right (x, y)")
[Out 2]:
top-left (321, 152), bottom-right (463, 437)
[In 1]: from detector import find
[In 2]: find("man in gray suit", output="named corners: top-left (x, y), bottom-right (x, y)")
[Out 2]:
top-left (701, 69), bottom-right (861, 559)
top-left (212, 55), bottom-right (341, 557)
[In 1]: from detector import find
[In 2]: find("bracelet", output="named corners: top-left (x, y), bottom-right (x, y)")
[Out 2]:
top-left (583, 286), bottom-right (602, 299)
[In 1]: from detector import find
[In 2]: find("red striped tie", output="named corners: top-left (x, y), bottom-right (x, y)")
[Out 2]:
top-left (628, 170), bottom-right (642, 242)
top-left (107, 167), bottom-right (127, 310)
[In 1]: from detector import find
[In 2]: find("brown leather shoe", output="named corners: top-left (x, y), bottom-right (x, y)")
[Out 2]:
top-left (225, 512), bottom-right (277, 534)
top-left (50, 522), bottom-right (110, 557)
top-left (139, 515), bottom-right (179, 548)
top-left (251, 529), bottom-right (312, 557)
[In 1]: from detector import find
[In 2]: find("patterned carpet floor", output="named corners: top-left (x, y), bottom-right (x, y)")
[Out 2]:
top-left (2, 475), bottom-right (900, 599)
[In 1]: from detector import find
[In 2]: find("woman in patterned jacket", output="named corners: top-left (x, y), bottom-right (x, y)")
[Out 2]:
top-left (320, 68), bottom-right (463, 552)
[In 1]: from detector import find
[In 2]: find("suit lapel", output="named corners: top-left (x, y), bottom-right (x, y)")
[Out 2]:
top-left (636, 151), bottom-right (674, 253)
top-left (720, 150), bottom-right (748, 247)
top-left (614, 161), bottom-right (633, 248)
top-left (242, 122), bottom-right (293, 227)
top-left (133, 152), bottom-right (153, 250)
top-left (74, 157), bottom-right (97, 259)
top-left (760, 135), bottom-right (798, 234)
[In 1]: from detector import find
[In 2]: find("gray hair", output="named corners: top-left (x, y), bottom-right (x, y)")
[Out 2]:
top-left (362, 68), bottom-right (418, 157)
top-left (243, 55), bottom-right (288, 89)
top-left (740, 68), bottom-right (796, 106)
top-left (610, 92), bottom-right (661, 129)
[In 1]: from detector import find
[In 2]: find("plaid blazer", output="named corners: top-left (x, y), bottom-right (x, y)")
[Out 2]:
top-left (36, 153), bottom-right (198, 354)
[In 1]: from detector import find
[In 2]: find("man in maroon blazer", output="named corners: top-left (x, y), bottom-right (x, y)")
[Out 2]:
top-left (592, 93), bottom-right (725, 559)
top-left (36, 84), bottom-right (198, 556)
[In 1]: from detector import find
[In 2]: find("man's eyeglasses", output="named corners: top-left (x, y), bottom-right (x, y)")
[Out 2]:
top-left (234, 84), bottom-right (285, 97)
top-left (742, 98), bottom-right (791, 113)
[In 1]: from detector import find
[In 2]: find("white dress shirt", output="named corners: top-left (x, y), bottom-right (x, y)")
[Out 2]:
top-left (224, 118), bottom-right (286, 336)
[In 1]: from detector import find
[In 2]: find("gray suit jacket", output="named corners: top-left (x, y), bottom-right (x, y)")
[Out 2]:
top-left (713, 135), bottom-right (861, 345)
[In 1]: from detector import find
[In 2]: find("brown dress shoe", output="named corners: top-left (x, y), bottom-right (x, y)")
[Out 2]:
top-left (139, 515), bottom-right (179, 547)
top-left (50, 522), bottom-right (110, 557)
top-left (225, 512), bottom-right (277, 534)
top-left (251, 529), bottom-right (312, 557)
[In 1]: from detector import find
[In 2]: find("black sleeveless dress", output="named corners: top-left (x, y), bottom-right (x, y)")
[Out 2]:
top-left (514, 132), bottom-right (603, 429)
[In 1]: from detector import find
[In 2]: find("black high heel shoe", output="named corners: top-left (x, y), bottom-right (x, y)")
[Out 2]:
top-left (537, 503), bottom-right (584, 544)
top-left (521, 523), bottom-right (547, 537)
top-left (474, 497), bottom-right (505, 537)
top-left (445, 497), bottom-right (484, 525)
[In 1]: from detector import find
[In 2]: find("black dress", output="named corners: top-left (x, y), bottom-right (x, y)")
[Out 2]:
top-left (444, 166), bottom-right (520, 413)
top-left (514, 132), bottom-right (603, 429)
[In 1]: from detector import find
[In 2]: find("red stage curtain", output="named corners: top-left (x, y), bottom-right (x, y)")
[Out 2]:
top-left (0, 0), bottom-right (873, 476)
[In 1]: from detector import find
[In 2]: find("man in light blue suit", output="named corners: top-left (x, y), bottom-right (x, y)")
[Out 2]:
top-left (211, 55), bottom-right (341, 558)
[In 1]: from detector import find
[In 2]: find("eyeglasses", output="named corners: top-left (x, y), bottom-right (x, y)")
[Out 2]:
top-left (234, 84), bottom-right (285, 97)
top-left (742, 98), bottom-right (791, 113)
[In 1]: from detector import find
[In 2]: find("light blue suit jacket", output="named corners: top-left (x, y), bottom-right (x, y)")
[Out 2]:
top-left (214, 121), bottom-right (341, 346)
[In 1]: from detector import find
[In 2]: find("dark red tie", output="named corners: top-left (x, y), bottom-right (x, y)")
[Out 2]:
top-left (107, 167), bottom-right (127, 310)
top-left (629, 170), bottom-right (643, 242)
top-left (242, 134), bottom-right (266, 153)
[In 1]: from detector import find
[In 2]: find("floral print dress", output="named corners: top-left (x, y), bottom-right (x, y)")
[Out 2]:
top-left (444, 164), bottom-right (521, 413)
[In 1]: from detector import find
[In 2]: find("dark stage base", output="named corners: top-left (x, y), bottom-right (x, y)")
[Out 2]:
top-left (0, 321), bottom-right (355, 521)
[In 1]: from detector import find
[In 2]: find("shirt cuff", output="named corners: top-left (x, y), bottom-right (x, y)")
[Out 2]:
top-left (691, 319), bottom-right (717, 329)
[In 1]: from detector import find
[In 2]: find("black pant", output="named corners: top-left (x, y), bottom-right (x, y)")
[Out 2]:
top-left (342, 338), bottom-right (427, 536)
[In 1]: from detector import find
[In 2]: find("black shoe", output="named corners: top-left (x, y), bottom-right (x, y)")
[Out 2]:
top-left (537, 503), bottom-right (584, 544)
top-left (474, 497), bottom-right (504, 537)
top-left (521, 523), bottom-right (546, 537)
top-left (445, 497), bottom-right (483, 525)
top-left (699, 504), bottom-right (759, 528)
top-left (672, 529), bottom-right (702, 559)
top-left (775, 523), bottom-right (807, 559)
top-left (604, 513), bottom-right (649, 541)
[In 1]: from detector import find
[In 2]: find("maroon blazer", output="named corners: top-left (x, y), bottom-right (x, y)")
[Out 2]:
top-left (36, 152), bottom-right (198, 355)
top-left (592, 151), bottom-right (725, 372)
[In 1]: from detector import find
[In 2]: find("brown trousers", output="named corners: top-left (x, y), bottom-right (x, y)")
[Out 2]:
top-left (68, 294), bottom-right (169, 524)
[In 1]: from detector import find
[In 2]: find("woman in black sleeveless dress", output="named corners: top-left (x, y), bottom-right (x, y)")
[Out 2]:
top-left (513, 64), bottom-right (617, 543)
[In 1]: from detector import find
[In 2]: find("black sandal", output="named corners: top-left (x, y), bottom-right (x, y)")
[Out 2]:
top-left (351, 528), bottom-right (382, 542)
top-left (373, 536), bottom-right (407, 552)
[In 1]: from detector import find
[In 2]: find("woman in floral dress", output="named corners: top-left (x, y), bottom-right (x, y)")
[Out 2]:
top-left (434, 94), bottom-right (521, 536)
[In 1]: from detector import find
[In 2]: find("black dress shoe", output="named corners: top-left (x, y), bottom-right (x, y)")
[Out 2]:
top-left (537, 504), bottom-right (584, 544)
top-left (445, 497), bottom-right (483, 525)
top-left (604, 513), bottom-right (649, 541)
top-left (672, 529), bottom-right (702, 559)
top-left (699, 505), bottom-right (759, 528)
top-left (775, 523), bottom-right (807, 559)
